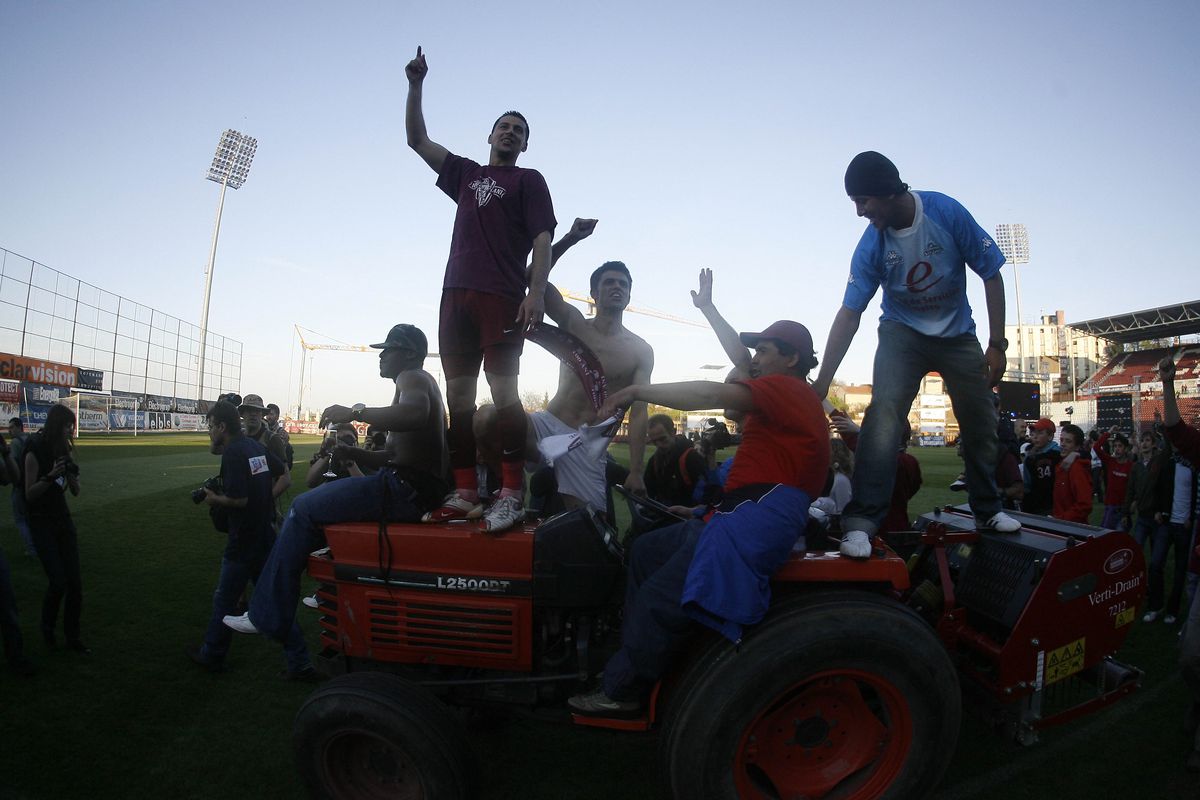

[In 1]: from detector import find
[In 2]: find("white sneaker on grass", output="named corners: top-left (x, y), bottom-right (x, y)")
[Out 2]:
top-left (840, 530), bottom-right (872, 559)
top-left (222, 613), bottom-right (259, 634)
top-left (302, 594), bottom-right (319, 610)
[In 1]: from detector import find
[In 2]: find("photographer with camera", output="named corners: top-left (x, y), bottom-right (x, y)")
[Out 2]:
top-left (238, 394), bottom-right (291, 500)
top-left (23, 404), bottom-right (86, 653)
top-left (306, 422), bottom-right (366, 488)
top-left (186, 401), bottom-right (314, 678)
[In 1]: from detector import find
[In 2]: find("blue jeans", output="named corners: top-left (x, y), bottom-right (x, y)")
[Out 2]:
top-left (843, 321), bottom-right (1001, 535)
top-left (603, 520), bottom-right (704, 701)
top-left (201, 555), bottom-right (310, 671)
top-left (249, 470), bottom-right (424, 641)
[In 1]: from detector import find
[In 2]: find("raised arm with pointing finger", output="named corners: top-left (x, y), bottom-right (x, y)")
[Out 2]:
top-left (405, 46), bottom-right (450, 172)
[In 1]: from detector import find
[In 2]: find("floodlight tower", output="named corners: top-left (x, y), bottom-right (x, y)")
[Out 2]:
top-left (198, 129), bottom-right (257, 403)
top-left (994, 223), bottom-right (1030, 377)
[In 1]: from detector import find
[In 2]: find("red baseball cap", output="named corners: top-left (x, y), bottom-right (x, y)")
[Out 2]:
top-left (739, 320), bottom-right (815, 358)
top-left (1031, 418), bottom-right (1055, 433)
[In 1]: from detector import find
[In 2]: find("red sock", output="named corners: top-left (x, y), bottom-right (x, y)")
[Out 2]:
top-left (453, 468), bottom-right (478, 502)
top-left (500, 461), bottom-right (524, 498)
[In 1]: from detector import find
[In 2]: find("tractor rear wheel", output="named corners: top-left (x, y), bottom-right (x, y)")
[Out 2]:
top-left (661, 589), bottom-right (960, 800)
top-left (293, 671), bottom-right (477, 800)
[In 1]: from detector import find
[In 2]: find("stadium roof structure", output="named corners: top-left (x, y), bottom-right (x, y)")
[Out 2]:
top-left (1068, 300), bottom-right (1200, 344)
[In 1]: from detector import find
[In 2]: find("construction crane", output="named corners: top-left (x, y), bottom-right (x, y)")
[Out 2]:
top-left (293, 325), bottom-right (371, 419)
top-left (557, 290), bottom-right (708, 329)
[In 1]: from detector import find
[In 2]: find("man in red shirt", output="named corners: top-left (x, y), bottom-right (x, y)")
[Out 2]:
top-left (568, 320), bottom-right (829, 717)
top-left (1052, 423), bottom-right (1094, 524)
top-left (1093, 426), bottom-right (1134, 529)
top-left (406, 47), bottom-right (556, 533)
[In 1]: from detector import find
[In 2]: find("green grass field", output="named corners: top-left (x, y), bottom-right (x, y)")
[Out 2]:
top-left (0, 435), bottom-right (1193, 799)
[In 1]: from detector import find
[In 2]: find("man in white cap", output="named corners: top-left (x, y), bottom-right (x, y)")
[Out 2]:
top-left (238, 394), bottom-right (290, 499)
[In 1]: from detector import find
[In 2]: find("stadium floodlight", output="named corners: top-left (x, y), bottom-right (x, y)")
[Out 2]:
top-left (198, 129), bottom-right (257, 403)
top-left (995, 224), bottom-right (1031, 378)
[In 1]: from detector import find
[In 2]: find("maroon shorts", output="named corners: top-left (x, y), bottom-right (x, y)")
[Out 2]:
top-left (439, 288), bottom-right (524, 379)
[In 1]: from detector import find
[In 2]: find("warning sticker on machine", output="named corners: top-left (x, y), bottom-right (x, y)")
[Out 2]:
top-left (1044, 638), bottom-right (1086, 685)
top-left (1115, 607), bottom-right (1136, 628)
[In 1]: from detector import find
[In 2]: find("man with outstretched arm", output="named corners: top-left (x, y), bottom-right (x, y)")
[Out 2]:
top-left (568, 321), bottom-right (828, 717)
top-left (223, 324), bottom-right (449, 640)
top-left (1160, 355), bottom-right (1200, 773)
top-left (811, 151), bottom-right (1019, 559)
top-left (479, 218), bottom-right (652, 512)
top-left (405, 46), bottom-right (556, 533)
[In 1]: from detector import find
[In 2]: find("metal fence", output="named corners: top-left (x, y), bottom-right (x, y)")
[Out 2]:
top-left (0, 246), bottom-right (240, 401)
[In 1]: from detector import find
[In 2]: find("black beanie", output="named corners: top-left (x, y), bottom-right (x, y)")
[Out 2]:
top-left (844, 151), bottom-right (907, 197)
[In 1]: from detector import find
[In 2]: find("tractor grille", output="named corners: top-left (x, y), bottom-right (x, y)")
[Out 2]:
top-left (368, 597), bottom-right (518, 657)
top-left (957, 539), bottom-right (1039, 626)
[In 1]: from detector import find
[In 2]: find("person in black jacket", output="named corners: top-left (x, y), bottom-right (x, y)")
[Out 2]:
top-left (1124, 430), bottom-right (1175, 622)
top-left (643, 414), bottom-right (705, 508)
top-left (23, 404), bottom-right (86, 653)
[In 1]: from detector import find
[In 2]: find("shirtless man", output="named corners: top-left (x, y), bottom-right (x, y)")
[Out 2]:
top-left (477, 218), bottom-right (652, 511)
top-left (224, 324), bottom-right (450, 640)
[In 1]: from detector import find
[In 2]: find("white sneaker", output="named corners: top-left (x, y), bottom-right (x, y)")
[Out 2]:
top-left (981, 512), bottom-right (1021, 533)
top-left (223, 613), bottom-right (259, 634)
top-left (422, 492), bottom-right (484, 523)
top-left (1164, 614), bottom-right (1178, 626)
top-left (302, 594), bottom-right (319, 610)
top-left (483, 495), bottom-right (525, 533)
top-left (1143, 610), bottom-right (1160, 623)
top-left (840, 530), bottom-right (872, 559)
top-left (949, 477), bottom-right (967, 492)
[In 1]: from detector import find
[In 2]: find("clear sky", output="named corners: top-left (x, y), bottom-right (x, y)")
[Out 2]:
top-left (2, 1), bottom-right (1197, 415)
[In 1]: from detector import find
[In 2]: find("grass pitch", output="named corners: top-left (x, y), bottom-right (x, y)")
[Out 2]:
top-left (0, 435), bottom-right (1191, 799)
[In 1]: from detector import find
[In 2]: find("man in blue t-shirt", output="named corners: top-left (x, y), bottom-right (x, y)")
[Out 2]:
top-left (812, 152), bottom-right (1021, 559)
top-left (405, 46), bottom-right (557, 534)
top-left (187, 400), bottom-right (314, 679)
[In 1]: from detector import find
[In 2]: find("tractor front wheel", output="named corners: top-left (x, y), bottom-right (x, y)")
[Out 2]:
top-left (293, 672), bottom-right (477, 800)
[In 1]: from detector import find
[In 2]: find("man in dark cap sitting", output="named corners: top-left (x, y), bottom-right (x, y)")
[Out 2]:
top-left (223, 323), bottom-right (449, 640)
top-left (811, 151), bottom-right (1020, 559)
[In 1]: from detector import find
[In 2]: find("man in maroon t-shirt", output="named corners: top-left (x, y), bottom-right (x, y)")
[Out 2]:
top-left (405, 47), bottom-right (557, 533)
top-left (569, 320), bottom-right (829, 717)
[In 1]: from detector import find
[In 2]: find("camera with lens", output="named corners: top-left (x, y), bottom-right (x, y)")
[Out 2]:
top-left (191, 475), bottom-right (223, 504)
top-left (697, 418), bottom-right (732, 457)
top-left (63, 458), bottom-right (80, 478)
top-left (216, 392), bottom-right (242, 408)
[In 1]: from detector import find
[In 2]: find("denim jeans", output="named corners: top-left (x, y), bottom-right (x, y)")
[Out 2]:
top-left (603, 519), bottom-right (704, 701)
top-left (30, 514), bottom-right (81, 642)
top-left (1134, 516), bottom-right (1189, 613)
top-left (249, 470), bottom-right (424, 641)
top-left (201, 555), bottom-right (310, 671)
top-left (843, 321), bottom-right (1001, 535)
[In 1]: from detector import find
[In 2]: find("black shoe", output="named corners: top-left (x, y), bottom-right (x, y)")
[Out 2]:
top-left (8, 657), bottom-right (36, 677)
top-left (280, 665), bottom-right (322, 683)
top-left (185, 645), bottom-right (224, 673)
top-left (66, 640), bottom-right (91, 655)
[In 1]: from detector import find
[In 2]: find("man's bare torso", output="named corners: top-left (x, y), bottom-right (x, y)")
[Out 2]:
top-left (386, 369), bottom-right (450, 479)
top-left (546, 318), bottom-right (652, 428)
